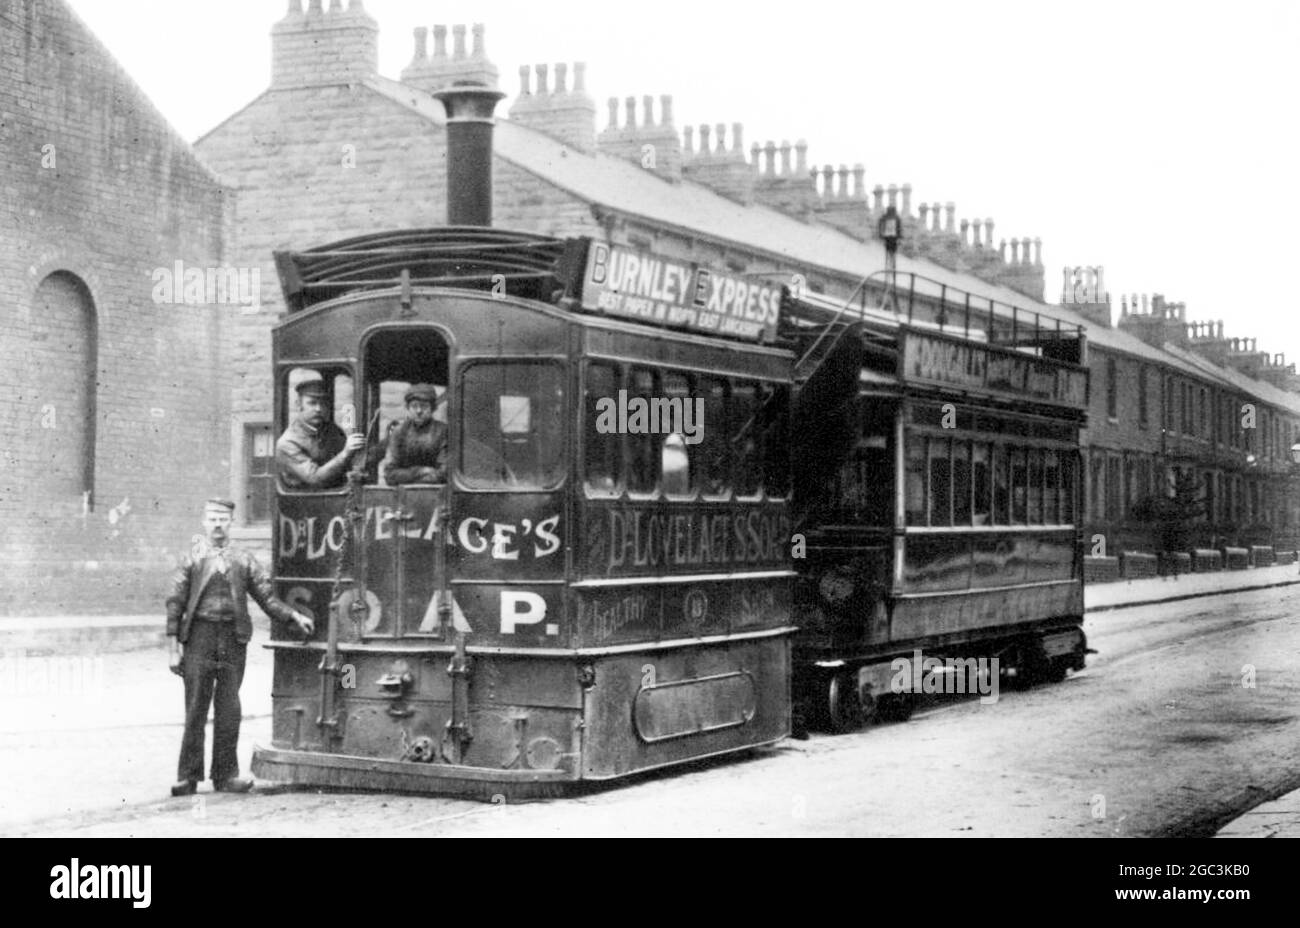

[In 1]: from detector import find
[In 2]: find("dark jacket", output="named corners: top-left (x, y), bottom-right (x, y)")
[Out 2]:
top-left (165, 545), bottom-right (299, 645)
top-left (381, 418), bottom-right (448, 485)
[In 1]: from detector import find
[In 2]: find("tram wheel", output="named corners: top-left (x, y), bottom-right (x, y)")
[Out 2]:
top-left (826, 671), bottom-right (875, 733)
top-left (1042, 657), bottom-right (1071, 684)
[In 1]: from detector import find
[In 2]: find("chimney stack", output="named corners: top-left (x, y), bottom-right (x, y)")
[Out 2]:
top-left (433, 83), bottom-right (506, 227)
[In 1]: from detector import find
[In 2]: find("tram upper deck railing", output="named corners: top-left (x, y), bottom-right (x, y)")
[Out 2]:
top-left (781, 270), bottom-right (1086, 365)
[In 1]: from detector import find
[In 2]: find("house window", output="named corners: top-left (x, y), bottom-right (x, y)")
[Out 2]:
top-left (1105, 359), bottom-right (1118, 420)
top-left (1137, 366), bottom-right (1149, 428)
top-left (244, 424), bottom-right (275, 523)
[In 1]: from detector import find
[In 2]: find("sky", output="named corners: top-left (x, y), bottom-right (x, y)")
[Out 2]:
top-left (63, 0), bottom-right (1300, 361)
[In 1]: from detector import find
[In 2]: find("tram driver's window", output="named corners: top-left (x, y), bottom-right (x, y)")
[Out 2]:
top-left (459, 362), bottom-right (564, 489)
top-left (279, 367), bottom-right (355, 490)
top-left (584, 362), bottom-right (620, 496)
top-left (360, 328), bottom-right (451, 485)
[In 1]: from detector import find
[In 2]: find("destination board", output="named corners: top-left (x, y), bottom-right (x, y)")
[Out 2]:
top-left (901, 329), bottom-right (1089, 410)
top-left (579, 242), bottom-right (781, 343)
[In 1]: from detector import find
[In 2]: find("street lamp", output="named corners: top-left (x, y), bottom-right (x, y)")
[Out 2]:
top-left (878, 205), bottom-right (901, 272)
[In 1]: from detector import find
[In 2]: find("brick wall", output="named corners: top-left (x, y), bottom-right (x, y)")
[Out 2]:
top-left (0, 0), bottom-right (230, 615)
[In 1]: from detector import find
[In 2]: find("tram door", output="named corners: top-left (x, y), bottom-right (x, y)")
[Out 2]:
top-left (359, 328), bottom-right (452, 638)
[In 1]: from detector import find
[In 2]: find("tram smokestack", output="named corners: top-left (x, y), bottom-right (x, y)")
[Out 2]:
top-left (433, 82), bottom-right (506, 227)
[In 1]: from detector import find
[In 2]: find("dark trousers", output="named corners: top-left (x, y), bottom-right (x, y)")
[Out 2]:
top-left (177, 619), bottom-right (247, 782)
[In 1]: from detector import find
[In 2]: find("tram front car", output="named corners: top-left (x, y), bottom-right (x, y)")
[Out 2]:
top-left (251, 231), bottom-right (796, 797)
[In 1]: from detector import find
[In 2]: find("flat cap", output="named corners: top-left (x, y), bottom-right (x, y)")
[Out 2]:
top-left (295, 379), bottom-right (328, 397)
top-left (204, 498), bottom-right (236, 512)
top-left (404, 383), bottom-right (443, 405)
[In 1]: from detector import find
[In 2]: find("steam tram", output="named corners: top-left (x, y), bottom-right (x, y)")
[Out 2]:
top-left (252, 229), bottom-right (797, 797)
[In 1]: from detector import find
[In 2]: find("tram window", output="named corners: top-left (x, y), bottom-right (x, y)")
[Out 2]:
top-left (1011, 446), bottom-right (1028, 524)
top-left (928, 437), bottom-right (952, 526)
top-left (459, 362), bottom-right (564, 489)
top-left (278, 367), bottom-right (355, 491)
top-left (905, 438), bottom-right (926, 526)
top-left (626, 367), bottom-right (658, 495)
top-left (992, 444), bottom-right (1009, 525)
top-left (1044, 450), bottom-right (1060, 524)
top-left (761, 383), bottom-right (791, 499)
top-left (1028, 448), bottom-right (1043, 524)
top-left (662, 372), bottom-right (693, 497)
top-left (1061, 453), bottom-right (1076, 524)
top-left (699, 378), bottom-right (730, 498)
top-left (952, 440), bottom-right (971, 525)
top-left (731, 384), bottom-right (762, 498)
top-left (584, 362), bottom-right (620, 496)
top-left (972, 443), bottom-right (991, 526)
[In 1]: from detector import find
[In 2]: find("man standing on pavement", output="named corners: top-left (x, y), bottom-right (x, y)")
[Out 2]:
top-left (276, 378), bottom-right (365, 489)
top-left (166, 499), bottom-right (314, 796)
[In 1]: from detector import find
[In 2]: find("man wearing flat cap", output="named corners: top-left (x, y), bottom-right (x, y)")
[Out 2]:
top-left (276, 377), bottom-right (365, 489)
top-left (166, 498), bottom-right (315, 796)
top-left (382, 383), bottom-right (449, 485)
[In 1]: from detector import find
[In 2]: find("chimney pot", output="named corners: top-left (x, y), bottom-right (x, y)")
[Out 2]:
top-left (518, 65), bottom-right (531, 96)
top-left (973, 219), bottom-right (983, 248)
top-left (625, 96), bottom-right (637, 128)
top-left (288, 0), bottom-right (304, 14)
top-left (960, 218), bottom-right (970, 245)
top-left (1011, 239), bottom-right (1021, 264)
top-left (999, 239), bottom-right (1008, 262)
top-left (644, 96), bottom-right (656, 127)
top-left (733, 122), bottom-right (745, 154)
top-left (574, 62), bottom-right (588, 94)
top-left (887, 183), bottom-right (898, 209)
top-left (413, 26), bottom-right (428, 62)
top-left (432, 25), bottom-right (447, 59)
top-left (659, 94), bottom-right (674, 126)
top-left (452, 24), bottom-right (467, 59)
top-left (471, 23), bottom-right (485, 58)
top-left (918, 202), bottom-right (930, 226)
top-left (683, 125), bottom-right (695, 154)
top-left (1033, 237), bottom-right (1043, 265)
top-left (329, 0), bottom-right (341, 11)
top-left (872, 185), bottom-right (885, 212)
top-left (555, 63), bottom-right (569, 94)
top-left (764, 141), bottom-right (777, 176)
top-left (716, 123), bottom-right (727, 155)
top-left (779, 140), bottom-right (792, 175)
top-left (535, 64), bottom-right (550, 95)
top-left (307, 0), bottom-right (322, 13)
top-left (944, 202), bottom-right (956, 233)
top-left (821, 165), bottom-right (835, 197)
top-left (795, 139), bottom-right (808, 173)
top-left (901, 182), bottom-right (912, 216)
top-left (700, 124), bottom-right (713, 154)
top-left (852, 165), bottom-right (865, 198)
top-left (984, 218), bottom-right (994, 245)
top-left (606, 97), bottom-right (619, 128)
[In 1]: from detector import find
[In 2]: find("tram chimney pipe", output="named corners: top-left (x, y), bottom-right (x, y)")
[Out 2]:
top-left (433, 83), bottom-right (507, 227)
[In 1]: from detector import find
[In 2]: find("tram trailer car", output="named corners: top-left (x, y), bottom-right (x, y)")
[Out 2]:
top-left (780, 279), bottom-right (1092, 732)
